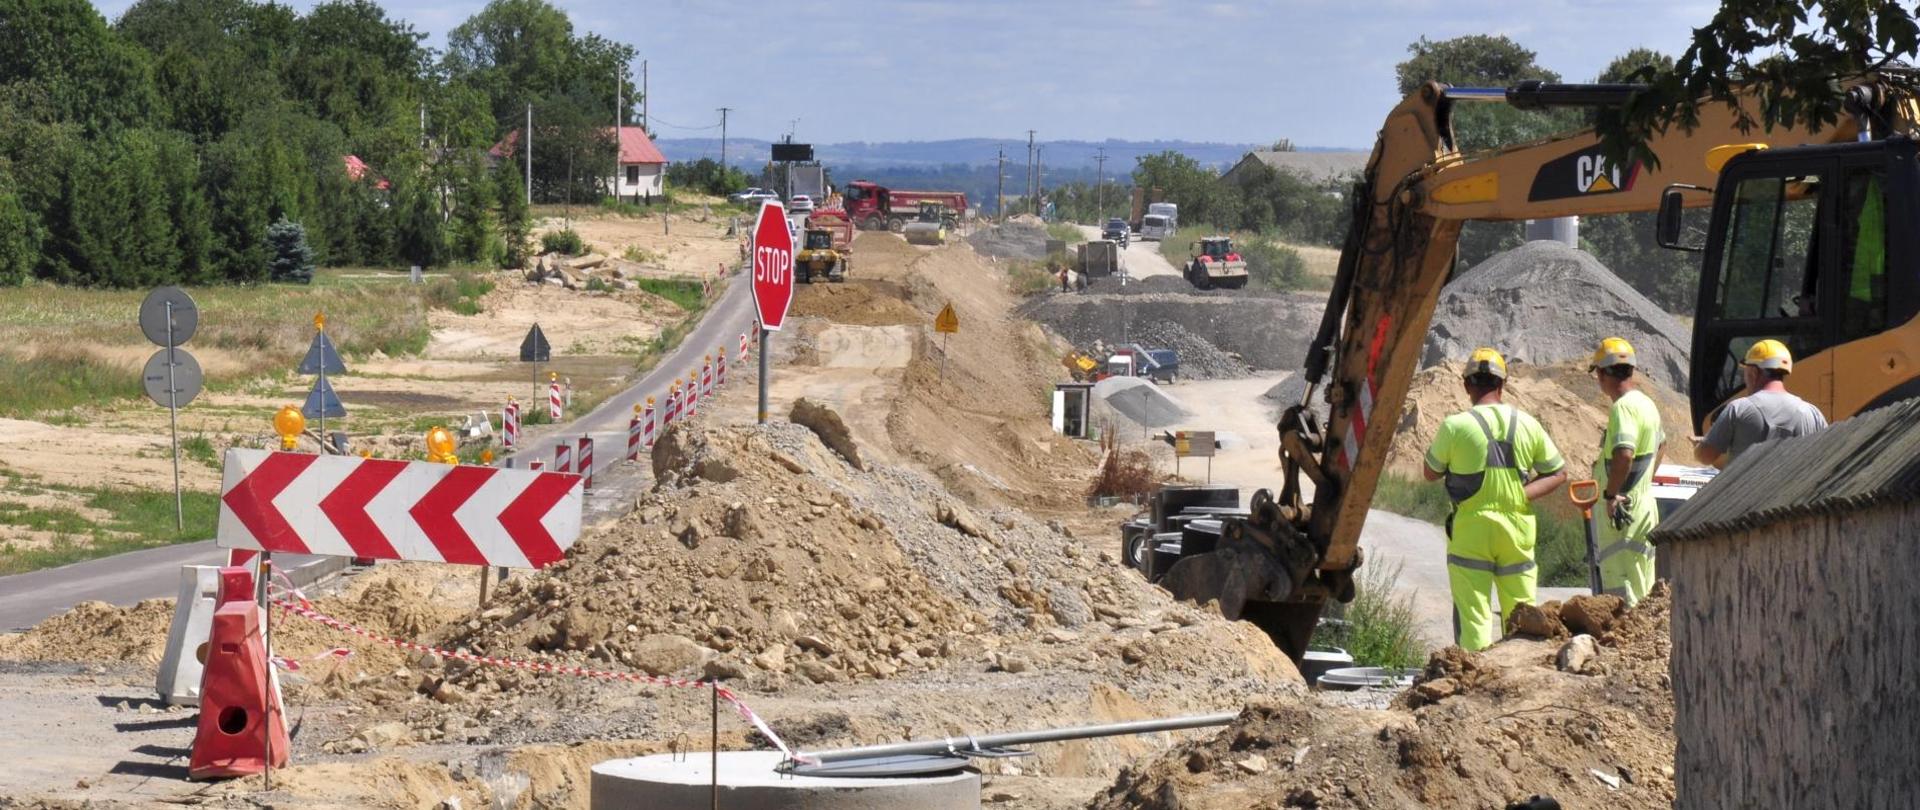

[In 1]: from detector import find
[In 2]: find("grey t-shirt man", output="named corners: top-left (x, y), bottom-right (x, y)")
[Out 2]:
top-left (1701, 390), bottom-right (1829, 462)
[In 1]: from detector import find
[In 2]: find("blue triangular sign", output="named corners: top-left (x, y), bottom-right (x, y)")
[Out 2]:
top-left (302, 375), bottom-right (347, 419)
top-left (299, 332), bottom-right (347, 375)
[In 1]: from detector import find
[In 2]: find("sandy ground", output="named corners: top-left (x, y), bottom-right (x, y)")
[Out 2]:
top-left (550, 209), bottom-right (745, 280)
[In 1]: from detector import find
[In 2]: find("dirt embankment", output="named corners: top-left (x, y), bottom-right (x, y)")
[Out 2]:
top-left (1094, 585), bottom-right (1677, 809)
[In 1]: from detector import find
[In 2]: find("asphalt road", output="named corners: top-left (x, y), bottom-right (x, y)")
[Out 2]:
top-left (0, 270), bottom-right (756, 632)
top-left (505, 268), bottom-right (755, 479)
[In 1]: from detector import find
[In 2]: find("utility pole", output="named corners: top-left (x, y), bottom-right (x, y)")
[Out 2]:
top-left (1026, 130), bottom-right (1036, 216)
top-left (1036, 145), bottom-right (1045, 220)
top-left (615, 67), bottom-right (623, 201)
top-left (996, 148), bottom-right (1007, 221)
top-left (641, 60), bottom-right (649, 132)
top-left (1095, 148), bottom-right (1108, 221)
top-left (525, 103), bottom-right (533, 205)
top-left (718, 107), bottom-right (732, 170)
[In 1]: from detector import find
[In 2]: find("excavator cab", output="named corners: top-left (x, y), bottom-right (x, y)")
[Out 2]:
top-left (1197, 237), bottom-right (1235, 260)
top-left (1675, 137), bottom-right (1920, 427)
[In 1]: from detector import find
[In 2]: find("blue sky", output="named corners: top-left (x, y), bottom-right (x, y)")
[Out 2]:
top-left (90, 0), bottom-right (1717, 147)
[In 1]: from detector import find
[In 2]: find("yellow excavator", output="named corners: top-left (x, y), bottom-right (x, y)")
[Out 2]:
top-left (1160, 76), bottom-right (1920, 660)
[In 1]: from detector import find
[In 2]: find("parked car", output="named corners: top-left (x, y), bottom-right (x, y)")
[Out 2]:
top-left (1102, 217), bottom-right (1130, 247)
top-left (729, 187), bottom-right (779, 205)
top-left (788, 194), bottom-right (814, 212)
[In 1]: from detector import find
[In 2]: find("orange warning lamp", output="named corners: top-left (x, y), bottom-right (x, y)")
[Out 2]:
top-left (312, 311), bottom-right (326, 332)
top-left (273, 406), bottom-right (305, 451)
top-left (480, 448), bottom-right (494, 465)
top-left (426, 426), bottom-right (457, 464)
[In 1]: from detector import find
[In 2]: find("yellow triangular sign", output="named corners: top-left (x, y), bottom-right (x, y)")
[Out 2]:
top-left (1587, 172), bottom-right (1617, 193)
top-left (934, 303), bottom-right (959, 334)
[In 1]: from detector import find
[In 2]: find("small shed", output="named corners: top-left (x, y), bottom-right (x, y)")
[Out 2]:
top-left (1652, 397), bottom-right (1920, 809)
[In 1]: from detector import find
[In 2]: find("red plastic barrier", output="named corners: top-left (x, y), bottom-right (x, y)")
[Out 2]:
top-left (188, 599), bottom-right (288, 780)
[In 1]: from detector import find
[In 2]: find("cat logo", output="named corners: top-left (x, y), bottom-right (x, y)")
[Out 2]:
top-left (1577, 154), bottom-right (1623, 193)
top-left (1529, 145), bottom-right (1641, 202)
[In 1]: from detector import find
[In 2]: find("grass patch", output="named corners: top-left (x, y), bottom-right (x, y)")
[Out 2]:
top-left (540, 229), bottom-right (586, 256)
top-left (1315, 561), bottom-right (1427, 669)
top-left (1045, 222), bottom-right (1086, 246)
top-left (1372, 473), bottom-right (1591, 587)
top-left (622, 245), bottom-right (665, 264)
top-left (0, 484), bottom-right (221, 575)
top-left (635, 278), bottom-right (706, 312)
top-left (0, 347), bottom-right (140, 420)
top-left (1004, 259), bottom-right (1058, 297)
top-left (424, 271), bottom-right (496, 316)
top-left (180, 434), bottom-right (219, 468)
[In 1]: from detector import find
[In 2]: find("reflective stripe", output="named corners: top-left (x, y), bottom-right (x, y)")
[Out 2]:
top-left (1622, 452), bottom-right (1655, 492)
top-left (1598, 539), bottom-right (1654, 560)
top-left (1447, 554), bottom-right (1498, 573)
top-left (1535, 453), bottom-right (1565, 475)
top-left (1447, 554), bottom-right (1536, 577)
top-left (1494, 560), bottom-right (1537, 576)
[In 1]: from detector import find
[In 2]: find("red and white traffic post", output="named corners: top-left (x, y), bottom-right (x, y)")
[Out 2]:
top-left (739, 332), bottom-right (749, 363)
top-left (684, 367), bottom-right (698, 417)
top-left (700, 356), bottom-right (714, 401)
top-left (626, 404), bottom-right (644, 462)
top-left (502, 399), bottom-right (519, 450)
top-left (547, 374), bottom-right (563, 421)
top-left (553, 441), bottom-right (571, 474)
top-left (642, 396), bottom-right (657, 449)
top-left (751, 201), bottom-right (796, 424)
top-left (576, 436), bottom-right (593, 491)
top-left (716, 346), bottom-right (728, 387)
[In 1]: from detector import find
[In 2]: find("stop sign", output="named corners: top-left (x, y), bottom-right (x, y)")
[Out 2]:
top-left (751, 201), bottom-right (795, 331)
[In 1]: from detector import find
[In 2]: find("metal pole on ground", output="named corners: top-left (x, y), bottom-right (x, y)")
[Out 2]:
top-left (257, 552), bottom-right (273, 791)
top-left (710, 682), bottom-right (720, 810)
top-left (757, 328), bottom-right (770, 424)
top-left (166, 303), bottom-right (183, 530)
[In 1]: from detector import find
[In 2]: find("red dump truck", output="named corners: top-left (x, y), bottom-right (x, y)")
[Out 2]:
top-left (842, 180), bottom-right (968, 232)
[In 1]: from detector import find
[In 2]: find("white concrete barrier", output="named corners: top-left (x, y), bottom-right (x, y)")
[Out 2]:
top-left (156, 565), bottom-right (221, 706)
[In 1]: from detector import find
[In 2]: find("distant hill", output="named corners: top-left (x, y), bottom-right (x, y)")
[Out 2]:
top-left (651, 137), bottom-right (1358, 171)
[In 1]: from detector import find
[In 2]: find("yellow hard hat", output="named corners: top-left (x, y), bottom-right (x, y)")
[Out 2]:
top-left (1590, 337), bottom-right (1636, 370)
top-left (1462, 347), bottom-right (1508, 380)
top-left (1743, 339), bottom-right (1793, 372)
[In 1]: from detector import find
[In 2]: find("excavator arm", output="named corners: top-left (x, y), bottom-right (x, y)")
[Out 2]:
top-left (1162, 80), bottom-right (1894, 660)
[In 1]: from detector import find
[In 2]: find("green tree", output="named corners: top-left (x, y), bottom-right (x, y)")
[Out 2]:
top-left (448, 156), bottom-right (501, 263)
top-left (666, 157), bottom-right (748, 196)
top-left (116, 0), bottom-right (298, 141)
top-left (496, 163), bottom-right (531, 268)
top-left (1132, 151), bottom-right (1230, 228)
top-left (443, 0), bottom-right (636, 132)
top-left (1598, 1), bottom-right (1920, 171)
top-left (394, 175), bottom-right (446, 270)
top-left (0, 170), bottom-right (35, 286)
top-left (44, 128), bottom-right (207, 287)
top-left (265, 216), bottom-right (315, 283)
top-left (0, 0), bottom-right (160, 133)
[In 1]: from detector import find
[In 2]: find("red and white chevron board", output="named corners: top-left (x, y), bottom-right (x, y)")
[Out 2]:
top-left (217, 450), bottom-right (582, 569)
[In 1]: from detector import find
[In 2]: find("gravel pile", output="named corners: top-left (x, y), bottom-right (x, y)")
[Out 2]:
top-left (1093, 376), bottom-right (1191, 428)
top-left (1127, 320), bottom-right (1251, 380)
top-left (1424, 241), bottom-right (1691, 391)
top-left (966, 218), bottom-right (1053, 260)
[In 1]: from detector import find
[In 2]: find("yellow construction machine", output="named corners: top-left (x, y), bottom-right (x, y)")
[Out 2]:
top-left (796, 227), bottom-right (848, 283)
top-left (1158, 76), bottom-right (1920, 660)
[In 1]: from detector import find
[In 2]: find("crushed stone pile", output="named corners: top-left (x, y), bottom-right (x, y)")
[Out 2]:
top-left (966, 217), bottom-right (1053, 260)
top-left (1094, 376), bottom-right (1192, 429)
top-left (1020, 289), bottom-right (1321, 373)
top-left (1424, 241), bottom-right (1691, 392)
top-left (1093, 583), bottom-right (1677, 810)
top-left (1126, 321), bottom-right (1251, 380)
top-left (0, 599), bottom-right (175, 665)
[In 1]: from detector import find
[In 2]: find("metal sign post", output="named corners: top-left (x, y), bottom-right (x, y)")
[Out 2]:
top-left (750, 202), bottom-right (795, 425)
top-left (140, 287), bottom-right (201, 530)
top-left (933, 303), bottom-right (959, 381)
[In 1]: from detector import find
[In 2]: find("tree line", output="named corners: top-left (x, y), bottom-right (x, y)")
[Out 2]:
top-left (0, 0), bottom-right (638, 287)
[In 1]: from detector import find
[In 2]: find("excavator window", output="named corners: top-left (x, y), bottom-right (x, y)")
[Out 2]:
top-left (1837, 167), bottom-right (1891, 342)
top-left (805, 230), bottom-right (833, 250)
top-left (1713, 173), bottom-right (1821, 321)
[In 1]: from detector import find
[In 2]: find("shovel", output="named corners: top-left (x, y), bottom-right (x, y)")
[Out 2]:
top-left (1568, 479), bottom-right (1602, 595)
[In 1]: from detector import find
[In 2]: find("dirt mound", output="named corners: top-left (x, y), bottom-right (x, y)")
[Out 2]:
top-left (789, 279), bottom-right (923, 325)
top-left (1424, 241), bottom-right (1691, 393)
top-left (1385, 361), bottom-right (1695, 480)
top-left (1093, 586), bottom-right (1677, 809)
top-left (0, 599), bottom-right (174, 664)
top-left (968, 218), bottom-right (1054, 260)
top-left (1094, 377), bottom-right (1191, 429)
top-left (1127, 320), bottom-right (1251, 380)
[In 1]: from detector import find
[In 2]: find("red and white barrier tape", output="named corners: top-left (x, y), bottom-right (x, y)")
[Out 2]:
top-left (273, 647), bottom-right (353, 672)
top-left (267, 593), bottom-right (804, 762)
